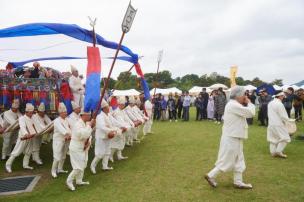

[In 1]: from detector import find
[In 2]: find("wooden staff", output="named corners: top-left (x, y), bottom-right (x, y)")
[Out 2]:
top-left (153, 50), bottom-right (163, 98)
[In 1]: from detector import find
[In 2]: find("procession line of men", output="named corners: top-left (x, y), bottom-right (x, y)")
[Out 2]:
top-left (0, 85), bottom-right (295, 191)
top-left (205, 86), bottom-right (294, 189)
top-left (0, 95), bottom-right (153, 191)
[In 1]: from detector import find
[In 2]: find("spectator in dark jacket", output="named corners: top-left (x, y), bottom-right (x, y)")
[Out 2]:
top-left (194, 95), bottom-right (204, 120)
top-left (200, 88), bottom-right (209, 120)
top-left (258, 90), bottom-right (272, 126)
top-left (153, 94), bottom-right (161, 120)
top-left (160, 95), bottom-right (167, 121)
top-left (214, 88), bottom-right (226, 124)
top-left (167, 93), bottom-right (177, 122)
top-left (282, 87), bottom-right (294, 118)
top-left (177, 93), bottom-right (184, 119)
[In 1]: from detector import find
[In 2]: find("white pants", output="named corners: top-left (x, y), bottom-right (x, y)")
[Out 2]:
top-left (6, 138), bottom-right (33, 168)
top-left (133, 127), bottom-right (140, 140)
top-left (2, 132), bottom-right (17, 158)
top-left (67, 169), bottom-right (85, 185)
top-left (143, 119), bottom-right (153, 135)
top-left (69, 149), bottom-right (88, 171)
top-left (270, 142), bottom-right (288, 155)
top-left (208, 167), bottom-right (244, 184)
top-left (52, 139), bottom-right (69, 171)
top-left (32, 135), bottom-right (43, 161)
top-left (215, 135), bottom-right (246, 173)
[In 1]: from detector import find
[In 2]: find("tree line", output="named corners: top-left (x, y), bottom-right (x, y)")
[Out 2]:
top-left (102, 70), bottom-right (284, 91)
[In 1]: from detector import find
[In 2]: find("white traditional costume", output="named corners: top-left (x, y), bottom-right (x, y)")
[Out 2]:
top-left (69, 65), bottom-right (85, 108)
top-left (2, 100), bottom-right (22, 159)
top-left (267, 92), bottom-right (291, 158)
top-left (68, 101), bottom-right (81, 130)
top-left (109, 97), bottom-right (131, 161)
top-left (66, 112), bottom-right (92, 191)
top-left (51, 103), bottom-right (72, 178)
top-left (31, 103), bottom-right (51, 165)
top-left (143, 99), bottom-right (153, 136)
top-left (206, 86), bottom-right (255, 189)
top-left (6, 103), bottom-right (36, 173)
top-left (90, 100), bottom-right (117, 173)
top-left (125, 96), bottom-right (145, 143)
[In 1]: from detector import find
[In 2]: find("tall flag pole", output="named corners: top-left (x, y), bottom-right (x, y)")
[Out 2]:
top-left (83, 17), bottom-right (102, 113)
top-left (230, 65), bottom-right (238, 87)
top-left (95, 1), bottom-right (137, 113)
top-left (153, 50), bottom-right (163, 97)
top-left (83, 17), bottom-right (100, 150)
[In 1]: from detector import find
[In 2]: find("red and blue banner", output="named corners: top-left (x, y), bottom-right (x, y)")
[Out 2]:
top-left (135, 63), bottom-right (150, 100)
top-left (84, 47), bottom-right (101, 112)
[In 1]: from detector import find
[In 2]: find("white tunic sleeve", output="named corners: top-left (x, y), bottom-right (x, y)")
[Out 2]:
top-left (18, 117), bottom-right (28, 138)
top-left (76, 125), bottom-right (92, 140)
top-left (54, 118), bottom-right (68, 135)
top-left (230, 102), bottom-right (255, 118)
top-left (96, 113), bottom-right (113, 137)
top-left (4, 110), bottom-right (17, 125)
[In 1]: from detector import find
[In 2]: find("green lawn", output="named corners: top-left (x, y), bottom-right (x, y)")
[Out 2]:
top-left (1, 108), bottom-right (304, 202)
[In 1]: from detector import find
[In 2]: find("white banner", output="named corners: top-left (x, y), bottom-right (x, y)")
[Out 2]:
top-left (121, 2), bottom-right (137, 33)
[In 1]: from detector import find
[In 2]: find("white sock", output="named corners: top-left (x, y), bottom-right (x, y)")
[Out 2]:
top-left (208, 167), bottom-right (221, 179)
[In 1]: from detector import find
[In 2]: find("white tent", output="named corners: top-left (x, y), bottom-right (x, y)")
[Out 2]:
top-left (149, 87), bottom-right (182, 95)
top-left (281, 85), bottom-right (300, 91)
top-left (189, 86), bottom-right (211, 95)
top-left (189, 86), bottom-right (202, 94)
top-left (282, 85), bottom-right (291, 91)
top-left (273, 85), bottom-right (283, 91)
top-left (166, 87), bottom-right (182, 94)
top-left (209, 83), bottom-right (228, 90)
top-left (112, 89), bottom-right (140, 96)
top-left (244, 85), bottom-right (257, 91)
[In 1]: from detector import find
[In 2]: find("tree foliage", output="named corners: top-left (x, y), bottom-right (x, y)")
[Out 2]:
top-left (100, 70), bottom-right (281, 91)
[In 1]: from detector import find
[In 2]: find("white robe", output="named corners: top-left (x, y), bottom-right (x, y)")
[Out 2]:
top-left (67, 112), bottom-right (80, 130)
top-left (143, 100), bottom-right (153, 134)
top-left (69, 119), bottom-right (92, 171)
top-left (2, 109), bottom-right (22, 156)
top-left (109, 112), bottom-right (127, 150)
top-left (69, 75), bottom-right (85, 108)
top-left (267, 98), bottom-right (291, 144)
top-left (125, 105), bottom-right (144, 139)
top-left (32, 114), bottom-right (51, 152)
top-left (53, 117), bottom-right (71, 161)
top-left (11, 115), bottom-right (37, 157)
top-left (215, 100), bottom-right (255, 172)
top-left (95, 111), bottom-right (117, 158)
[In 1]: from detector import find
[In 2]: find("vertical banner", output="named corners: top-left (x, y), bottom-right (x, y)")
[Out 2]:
top-left (84, 47), bottom-right (101, 112)
top-left (121, 1), bottom-right (137, 33)
top-left (135, 63), bottom-right (150, 100)
top-left (230, 65), bottom-right (238, 87)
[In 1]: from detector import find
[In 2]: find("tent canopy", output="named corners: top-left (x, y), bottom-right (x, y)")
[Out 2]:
top-left (243, 85), bottom-right (257, 91)
top-left (112, 89), bottom-right (140, 96)
top-left (209, 83), bottom-right (228, 90)
top-left (273, 85), bottom-right (283, 91)
top-left (189, 86), bottom-right (211, 94)
top-left (150, 87), bottom-right (182, 96)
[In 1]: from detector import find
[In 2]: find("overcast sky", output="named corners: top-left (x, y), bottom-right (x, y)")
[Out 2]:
top-left (1, 0), bottom-right (304, 84)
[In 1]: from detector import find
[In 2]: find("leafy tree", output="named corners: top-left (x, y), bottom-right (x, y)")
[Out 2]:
top-left (251, 77), bottom-right (265, 87)
top-left (115, 71), bottom-right (137, 90)
top-left (271, 79), bottom-right (283, 86)
top-left (100, 77), bottom-right (116, 89)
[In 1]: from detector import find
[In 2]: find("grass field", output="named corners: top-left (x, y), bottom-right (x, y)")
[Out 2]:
top-left (0, 108), bottom-right (304, 202)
